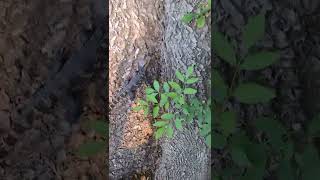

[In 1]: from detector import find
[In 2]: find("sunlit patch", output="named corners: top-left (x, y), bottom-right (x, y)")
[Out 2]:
top-left (121, 102), bottom-right (153, 149)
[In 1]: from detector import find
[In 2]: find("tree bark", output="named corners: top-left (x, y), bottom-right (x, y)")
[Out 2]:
top-left (108, 0), bottom-right (164, 178)
top-left (154, 0), bottom-right (211, 179)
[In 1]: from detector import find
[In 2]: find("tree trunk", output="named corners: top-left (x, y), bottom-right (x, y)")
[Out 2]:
top-left (154, 0), bottom-right (211, 179)
top-left (109, 0), bottom-right (211, 179)
top-left (108, 0), bottom-right (164, 178)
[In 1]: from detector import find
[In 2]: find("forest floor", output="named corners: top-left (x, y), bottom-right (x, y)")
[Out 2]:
top-left (0, 0), bottom-right (107, 179)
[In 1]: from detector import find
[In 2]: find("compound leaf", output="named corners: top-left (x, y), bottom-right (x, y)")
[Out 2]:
top-left (153, 106), bottom-right (160, 118)
top-left (153, 121), bottom-right (168, 127)
top-left (220, 110), bottom-right (237, 137)
top-left (242, 12), bottom-right (265, 49)
top-left (166, 124), bottom-right (174, 138)
top-left (175, 70), bottom-right (185, 82)
top-left (184, 88), bottom-right (197, 94)
top-left (175, 119), bottom-right (183, 130)
top-left (212, 70), bottom-right (228, 103)
top-left (161, 113), bottom-right (174, 120)
top-left (181, 13), bottom-right (195, 24)
top-left (153, 80), bottom-right (160, 92)
top-left (155, 127), bottom-right (166, 140)
top-left (240, 51), bottom-right (280, 70)
top-left (234, 83), bottom-right (275, 104)
top-left (213, 30), bottom-right (237, 66)
top-left (196, 15), bottom-right (206, 28)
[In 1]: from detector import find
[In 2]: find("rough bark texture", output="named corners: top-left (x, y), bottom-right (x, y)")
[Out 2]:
top-left (108, 0), bottom-right (164, 179)
top-left (154, 0), bottom-right (211, 179)
top-left (109, 0), bottom-right (211, 179)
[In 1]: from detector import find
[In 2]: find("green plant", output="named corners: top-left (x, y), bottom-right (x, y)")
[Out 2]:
top-left (133, 65), bottom-right (211, 147)
top-left (212, 11), bottom-right (320, 179)
top-left (181, 0), bottom-right (211, 28)
top-left (75, 119), bottom-right (108, 158)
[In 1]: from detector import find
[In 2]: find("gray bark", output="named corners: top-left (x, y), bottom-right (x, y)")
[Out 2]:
top-left (108, 0), bottom-right (164, 178)
top-left (155, 0), bottom-right (211, 179)
top-left (109, 0), bottom-right (211, 179)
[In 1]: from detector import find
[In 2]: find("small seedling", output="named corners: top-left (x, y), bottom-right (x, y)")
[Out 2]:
top-left (181, 0), bottom-right (211, 28)
top-left (133, 65), bottom-right (211, 147)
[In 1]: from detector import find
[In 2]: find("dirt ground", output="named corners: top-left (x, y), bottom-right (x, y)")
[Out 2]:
top-left (0, 0), bottom-right (107, 179)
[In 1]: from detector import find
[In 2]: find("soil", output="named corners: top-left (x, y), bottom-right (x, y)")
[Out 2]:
top-left (0, 0), bottom-right (107, 179)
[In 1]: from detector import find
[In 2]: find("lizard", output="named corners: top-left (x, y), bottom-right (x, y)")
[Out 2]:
top-left (109, 54), bottom-right (151, 110)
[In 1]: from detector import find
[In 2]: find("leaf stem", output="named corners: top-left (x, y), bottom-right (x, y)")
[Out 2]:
top-left (228, 63), bottom-right (241, 96)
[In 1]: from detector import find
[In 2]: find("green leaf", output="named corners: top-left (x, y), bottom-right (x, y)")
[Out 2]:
top-left (146, 93), bottom-right (158, 103)
top-left (163, 82), bottom-right (170, 92)
top-left (159, 94), bottom-right (168, 107)
top-left (205, 134), bottom-right (211, 147)
top-left (153, 121), bottom-right (168, 127)
top-left (219, 111), bottom-right (237, 137)
top-left (283, 140), bottom-right (294, 160)
top-left (200, 124), bottom-right (211, 136)
top-left (246, 143), bottom-right (267, 169)
top-left (278, 159), bottom-right (294, 180)
top-left (175, 70), bottom-right (185, 82)
top-left (186, 65), bottom-right (194, 77)
top-left (175, 119), bottom-right (183, 130)
top-left (145, 87), bottom-right (155, 94)
top-left (212, 70), bottom-right (228, 103)
top-left (212, 132), bottom-right (226, 149)
top-left (153, 106), bottom-right (159, 118)
top-left (300, 145), bottom-right (320, 169)
top-left (308, 114), bottom-right (320, 137)
top-left (183, 88), bottom-right (197, 94)
top-left (242, 12), bottom-right (265, 50)
top-left (166, 124), bottom-right (174, 138)
top-left (155, 127), bottom-right (166, 140)
top-left (161, 113), bottom-right (174, 120)
top-left (240, 167), bottom-right (264, 180)
top-left (208, 0), bottom-right (211, 7)
top-left (302, 167), bottom-right (320, 180)
top-left (153, 80), bottom-right (160, 92)
top-left (186, 78), bottom-right (199, 84)
top-left (164, 102), bottom-right (170, 110)
top-left (167, 92), bottom-right (178, 98)
top-left (132, 105), bottom-right (143, 112)
top-left (231, 147), bottom-right (251, 167)
top-left (181, 13), bottom-right (195, 24)
top-left (255, 117), bottom-right (286, 148)
top-left (240, 51), bottom-right (280, 70)
top-left (300, 145), bottom-right (320, 180)
top-left (230, 132), bottom-right (251, 149)
top-left (76, 140), bottom-right (106, 158)
top-left (143, 106), bottom-right (149, 117)
top-left (182, 106), bottom-right (189, 115)
top-left (89, 120), bottom-right (108, 136)
top-left (169, 81), bottom-right (182, 92)
top-left (178, 95), bottom-right (185, 105)
top-left (233, 83), bottom-right (275, 104)
top-left (196, 15), bottom-right (206, 28)
top-left (212, 30), bottom-right (237, 66)
top-left (138, 99), bottom-right (148, 106)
